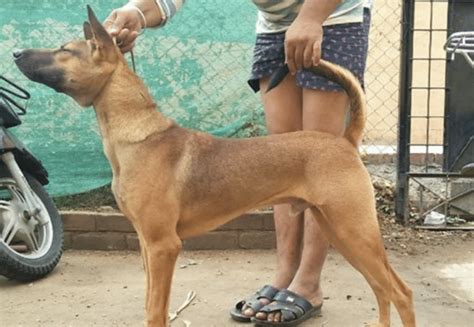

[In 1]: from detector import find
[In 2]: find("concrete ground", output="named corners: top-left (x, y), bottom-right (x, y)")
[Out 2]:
top-left (1, 240), bottom-right (473, 327)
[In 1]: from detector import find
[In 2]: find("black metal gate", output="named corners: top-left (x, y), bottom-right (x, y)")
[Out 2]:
top-left (396, 0), bottom-right (474, 225)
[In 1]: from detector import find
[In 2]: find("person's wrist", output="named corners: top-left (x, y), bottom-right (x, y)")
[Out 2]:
top-left (123, 3), bottom-right (147, 31)
top-left (294, 13), bottom-right (325, 27)
top-left (129, 0), bottom-right (163, 28)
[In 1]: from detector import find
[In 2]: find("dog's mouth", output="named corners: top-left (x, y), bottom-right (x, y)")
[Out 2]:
top-left (13, 49), bottom-right (65, 92)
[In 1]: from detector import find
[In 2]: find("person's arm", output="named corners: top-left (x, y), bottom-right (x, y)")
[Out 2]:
top-left (285, 0), bottom-right (342, 74)
top-left (104, 0), bottom-right (181, 53)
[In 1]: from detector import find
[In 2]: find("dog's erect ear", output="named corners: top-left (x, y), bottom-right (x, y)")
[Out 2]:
top-left (83, 21), bottom-right (93, 40)
top-left (86, 5), bottom-right (115, 51)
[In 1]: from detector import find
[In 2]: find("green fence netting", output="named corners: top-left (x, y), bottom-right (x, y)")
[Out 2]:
top-left (0, 0), bottom-right (266, 196)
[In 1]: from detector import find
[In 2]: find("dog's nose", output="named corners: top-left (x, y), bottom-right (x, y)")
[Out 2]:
top-left (12, 49), bottom-right (24, 60)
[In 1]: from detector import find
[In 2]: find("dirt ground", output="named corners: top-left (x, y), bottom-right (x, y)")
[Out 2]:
top-left (1, 236), bottom-right (473, 327)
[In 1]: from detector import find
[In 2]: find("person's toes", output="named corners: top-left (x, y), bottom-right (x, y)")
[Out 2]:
top-left (255, 311), bottom-right (267, 320)
top-left (266, 313), bottom-right (272, 321)
top-left (243, 307), bottom-right (255, 317)
top-left (242, 297), bottom-right (271, 318)
top-left (267, 312), bottom-right (275, 322)
top-left (274, 312), bottom-right (281, 322)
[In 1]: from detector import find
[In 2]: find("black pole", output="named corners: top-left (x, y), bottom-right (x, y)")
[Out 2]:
top-left (444, 0), bottom-right (453, 171)
top-left (395, 0), bottom-right (416, 223)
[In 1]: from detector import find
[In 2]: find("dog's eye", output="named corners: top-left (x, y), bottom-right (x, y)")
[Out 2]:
top-left (59, 46), bottom-right (72, 53)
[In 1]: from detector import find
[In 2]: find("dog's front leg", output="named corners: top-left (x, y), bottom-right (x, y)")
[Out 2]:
top-left (140, 233), bottom-right (182, 327)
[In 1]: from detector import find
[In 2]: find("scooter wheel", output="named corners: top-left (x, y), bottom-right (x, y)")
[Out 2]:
top-left (0, 174), bottom-right (63, 281)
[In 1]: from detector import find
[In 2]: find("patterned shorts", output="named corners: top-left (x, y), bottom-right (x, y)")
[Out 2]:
top-left (248, 9), bottom-right (371, 92)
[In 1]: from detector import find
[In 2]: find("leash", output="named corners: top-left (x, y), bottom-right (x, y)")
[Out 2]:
top-left (130, 49), bottom-right (137, 73)
top-left (112, 36), bottom-right (137, 73)
top-left (110, 3), bottom-right (145, 73)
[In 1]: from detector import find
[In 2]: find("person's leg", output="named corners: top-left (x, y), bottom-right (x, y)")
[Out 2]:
top-left (253, 8), bottom-right (371, 323)
top-left (242, 73), bottom-right (305, 317)
top-left (287, 89), bottom-right (348, 301)
top-left (262, 75), bottom-right (304, 289)
top-left (257, 89), bottom-right (349, 322)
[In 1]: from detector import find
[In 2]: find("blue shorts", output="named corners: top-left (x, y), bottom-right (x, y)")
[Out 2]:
top-left (248, 9), bottom-right (371, 92)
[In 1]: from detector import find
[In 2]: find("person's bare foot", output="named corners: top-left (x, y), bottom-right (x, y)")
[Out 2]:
top-left (255, 285), bottom-right (323, 322)
top-left (241, 296), bottom-right (273, 317)
top-left (231, 285), bottom-right (281, 321)
top-left (241, 265), bottom-right (299, 318)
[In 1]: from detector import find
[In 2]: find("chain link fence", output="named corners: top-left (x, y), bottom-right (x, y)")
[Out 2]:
top-left (365, 0), bottom-right (402, 155)
top-left (0, 0), bottom-right (403, 195)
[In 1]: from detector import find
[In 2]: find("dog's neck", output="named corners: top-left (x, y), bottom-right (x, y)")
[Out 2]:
top-left (92, 60), bottom-right (174, 144)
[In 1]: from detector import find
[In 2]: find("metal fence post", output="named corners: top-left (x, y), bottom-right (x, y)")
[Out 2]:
top-left (395, 0), bottom-right (416, 223)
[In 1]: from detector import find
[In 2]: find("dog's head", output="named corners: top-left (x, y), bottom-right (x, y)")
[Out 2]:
top-left (14, 6), bottom-right (121, 106)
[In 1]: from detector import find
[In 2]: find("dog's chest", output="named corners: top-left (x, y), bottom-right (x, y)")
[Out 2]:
top-left (101, 138), bottom-right (119, 168)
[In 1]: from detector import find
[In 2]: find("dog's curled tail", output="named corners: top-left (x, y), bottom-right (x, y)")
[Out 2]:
top-left (310, 60), bottom-right (366, 148)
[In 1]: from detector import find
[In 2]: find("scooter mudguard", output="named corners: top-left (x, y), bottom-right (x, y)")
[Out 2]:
top-left (0, 127), bottom-right (49, 185)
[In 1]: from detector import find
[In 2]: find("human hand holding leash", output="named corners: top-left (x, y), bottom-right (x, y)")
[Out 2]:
top-left (104, 0), bottom-right (164, 53)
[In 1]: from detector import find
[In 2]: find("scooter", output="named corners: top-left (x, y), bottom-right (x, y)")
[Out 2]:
top-left (0, 75), bottom-right (63, 281)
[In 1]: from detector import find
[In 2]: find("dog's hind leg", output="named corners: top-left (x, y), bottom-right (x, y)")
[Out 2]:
top-left (309, 195), bottom-right (415, 326)
top-left (309, 206), bottom-right (391, 326)
top-left (387, 265), bottom-right (416, 327)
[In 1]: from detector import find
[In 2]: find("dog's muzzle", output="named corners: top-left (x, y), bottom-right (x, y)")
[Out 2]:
top-left (13, 49), bottom-right (65, 92)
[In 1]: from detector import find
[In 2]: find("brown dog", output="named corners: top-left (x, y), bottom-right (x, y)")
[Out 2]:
top-left (14, 6), bottom-right (416, 327)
